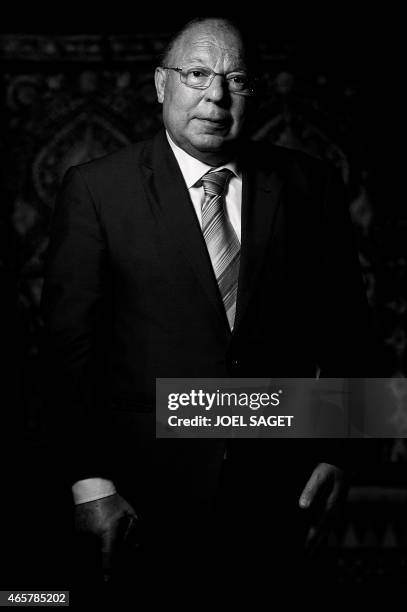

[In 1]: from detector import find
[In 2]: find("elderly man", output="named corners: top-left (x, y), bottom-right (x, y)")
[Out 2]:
top-left (41, 17), bottom-right (376, 596)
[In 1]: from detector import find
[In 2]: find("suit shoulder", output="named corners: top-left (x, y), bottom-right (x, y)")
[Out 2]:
top-left (247, 140), bottom-right (333, 178)
top-left (69, 138), bottom-right (153, 184)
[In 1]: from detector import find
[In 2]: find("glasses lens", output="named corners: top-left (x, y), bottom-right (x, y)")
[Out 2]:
top-left (184, 68), bottom-right (212, 88)
top-left (180, 67), bottom-right (254, 95)
top-left (227, 74), bottom-right (252, 94)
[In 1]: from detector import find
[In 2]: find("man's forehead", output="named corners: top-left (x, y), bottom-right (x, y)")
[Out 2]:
top-left (174, 25), bottom-right (245, 63)
top-left (176, 40), bottom-right (246, 68)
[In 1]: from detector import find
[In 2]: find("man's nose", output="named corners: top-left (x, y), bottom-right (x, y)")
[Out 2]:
top-left (204, 75), bottom-right (229, 103)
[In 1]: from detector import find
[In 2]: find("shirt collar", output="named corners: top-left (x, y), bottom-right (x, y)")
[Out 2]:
top-left (166, 131), bottom-right (241, 189)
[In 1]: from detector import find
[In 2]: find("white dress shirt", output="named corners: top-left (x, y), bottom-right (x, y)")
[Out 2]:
top-left (166, 131), bottom-right (242, 241)
top-left (72, 132), bottom-right (243, 504)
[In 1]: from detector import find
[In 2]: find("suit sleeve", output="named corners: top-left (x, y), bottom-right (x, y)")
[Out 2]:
top-left (314, 166), bottom-right (384, 471)
top-left (40, 166), bottom-right (114, 485)
top-left (316, 165), bottom-right (383, 378)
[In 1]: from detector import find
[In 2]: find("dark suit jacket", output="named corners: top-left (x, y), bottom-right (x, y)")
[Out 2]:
top-left (40, 130), bottom-right (378, 525)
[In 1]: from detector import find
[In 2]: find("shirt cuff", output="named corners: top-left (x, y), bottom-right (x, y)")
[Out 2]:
top-left (72, 478), bottom-right (117, 505)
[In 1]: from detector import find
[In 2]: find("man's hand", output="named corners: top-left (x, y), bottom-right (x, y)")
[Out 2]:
top-left (74, 493), bottom-right (138, 582)
top-left (298, 462), bottom-right (347, 554)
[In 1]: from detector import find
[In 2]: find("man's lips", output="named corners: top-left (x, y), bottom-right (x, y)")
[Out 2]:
top-left (197, 117), bottom-right (228, 122)
top-left (195, 117), bottom-right (230, 128)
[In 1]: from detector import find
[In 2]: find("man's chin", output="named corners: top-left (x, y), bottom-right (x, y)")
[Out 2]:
top-left (190, 133), bottom-right (232, 153)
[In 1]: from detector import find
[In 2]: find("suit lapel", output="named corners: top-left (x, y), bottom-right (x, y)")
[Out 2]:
top-left (233, 150), bottom-right (285, 333)
top-left (141, 131), bottom-right (230, 331)
top-left (140, 131), bottom-right (285, 337)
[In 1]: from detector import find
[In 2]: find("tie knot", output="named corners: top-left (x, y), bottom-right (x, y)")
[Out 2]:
top-left (201, 168), bottom-right (233, 198)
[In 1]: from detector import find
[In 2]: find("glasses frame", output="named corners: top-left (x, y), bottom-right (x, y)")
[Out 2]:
top-left (161, 66), bottom-right (256, 97)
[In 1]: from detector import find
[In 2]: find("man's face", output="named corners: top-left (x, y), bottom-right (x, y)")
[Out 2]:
top-left (155, 21), bottom-right (251, 163)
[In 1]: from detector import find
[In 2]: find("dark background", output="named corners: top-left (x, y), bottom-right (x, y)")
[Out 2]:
top-left (1, 12), bottom-right (406, 593)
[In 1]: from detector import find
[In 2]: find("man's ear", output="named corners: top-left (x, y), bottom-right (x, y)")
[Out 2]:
top-left (155, 67), bottom-right (166, 104)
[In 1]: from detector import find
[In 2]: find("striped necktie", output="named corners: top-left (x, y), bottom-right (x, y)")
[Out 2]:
top-left (201, 169), bottom-right (240, 330)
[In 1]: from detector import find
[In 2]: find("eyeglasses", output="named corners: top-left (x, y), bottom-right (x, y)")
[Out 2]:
top-left (161, 66), bottom-right (256, 96)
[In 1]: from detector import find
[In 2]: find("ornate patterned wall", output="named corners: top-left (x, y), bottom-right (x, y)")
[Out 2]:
top-left (1, 32), bottom-right (406, 584)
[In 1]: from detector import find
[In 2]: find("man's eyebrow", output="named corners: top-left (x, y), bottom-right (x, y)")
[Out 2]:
top-left (182, 57), bottom-right (248, 71)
